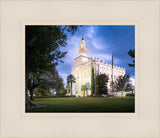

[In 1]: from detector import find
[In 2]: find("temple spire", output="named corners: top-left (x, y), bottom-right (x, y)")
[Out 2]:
top-left (79, 35), bottom-right (87, 56)
top-left (82, 34), bottom-right (84, 40)
top-left (80, 35), bottom-right (86, 47)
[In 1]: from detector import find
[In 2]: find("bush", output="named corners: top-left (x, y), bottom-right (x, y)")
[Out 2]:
top-left (94, 94), bottom-right (102, 97)
top-left (60, 89), bottom-right (67, 96)
top-left (126, 93), bottom-right (135, 96)
top-left (107, 95), bottom-right (114, 97)
top-left (35, 95), bottom-right (70, 98)
top-left (35, 88), bottom-right (51, 96)
top-left (95, 74), bottom-right (109, 95)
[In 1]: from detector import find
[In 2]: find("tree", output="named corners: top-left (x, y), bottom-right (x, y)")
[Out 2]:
top-left (95, 74), bottom-right (109, 95)
top-left (60, 88), bottom-right (67, 96)
top-left (128, 49), bottom-right (135, 67)
top-left (27, 67), bottom-right (64, 98)
top-left (67, 74), bottom-right (76, 96)
top-left (125, 83), bottom-right (134, 93)
top-left (114, 74), bottom-right (131, 96)
top-left (25, 26), bottom-right (78, 107)
top-left (54, 75), bottom-right (64, 94)
top-left (81, 85), bottom-right (87, 97)
top-left (35, 87), bottom-right (51, 96)
top-left (110, 81), bottom-right (116, 92)
top-left (91, 67), bottom-right (95, 96)
top-left (66, 83), bottom-right (70, 95)
top-left (40, 68), bottom-right (64, 96)
top-left (27, 72), bottom-right (39, 100)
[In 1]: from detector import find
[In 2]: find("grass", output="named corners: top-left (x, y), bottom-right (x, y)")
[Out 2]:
top-left (26, 96), bottom-right (135, 113)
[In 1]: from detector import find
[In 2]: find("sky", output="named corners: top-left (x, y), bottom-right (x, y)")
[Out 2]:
top-left (56, 25), bottom-right (135, 86)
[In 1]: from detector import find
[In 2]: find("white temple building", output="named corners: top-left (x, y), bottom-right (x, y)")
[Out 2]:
top-left (71, 36), bottom-right (125, 97)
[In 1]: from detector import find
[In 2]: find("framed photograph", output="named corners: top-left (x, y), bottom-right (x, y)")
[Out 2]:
top-left (25, 25), bottom-right (135, 113)
top-left (1, 0), bottom-right (159, 138)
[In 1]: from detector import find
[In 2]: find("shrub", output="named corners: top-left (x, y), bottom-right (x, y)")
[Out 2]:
top-left (126, 93), bottom-right (135, 96)
top-left (95, 74), bottom-right (109, 95)
top-left (94, 94), bottom-right (102, 97)
top-left (60, 89), bottom-right (67, 96)
top-left (107, 95), bottom-right (114, 97)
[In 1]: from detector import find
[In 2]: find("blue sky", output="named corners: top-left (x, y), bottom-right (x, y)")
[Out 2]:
top-left (57, 25), bottom-right (135, 86)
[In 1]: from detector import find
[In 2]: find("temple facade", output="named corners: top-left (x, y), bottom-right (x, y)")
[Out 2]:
top-left (71, 37), bottom-right (125, 97)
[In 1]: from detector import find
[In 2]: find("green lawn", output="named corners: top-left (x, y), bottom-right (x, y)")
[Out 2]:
top-left (26, 96), bottom-right (135, 113)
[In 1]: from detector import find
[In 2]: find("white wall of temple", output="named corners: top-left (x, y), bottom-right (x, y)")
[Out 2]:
top-left (91, 60), bottom-right (125, 91)
top-left (74, 56), bottom-right (90, 67)
top-left (71, 56), bottom-right (125, 96)
top-left (71, 62), bottom-right (92, 96)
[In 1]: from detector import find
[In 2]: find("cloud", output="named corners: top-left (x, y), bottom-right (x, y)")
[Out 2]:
top-left (65, 36), bottom-right (80, 62)
top-left (59, 72), bottom-right (69, 87)
top-left (130, 77), bottom-right (135, 86)
top-left (91, 40), bottom-right (104, 50)
top-left (85, 26), bottom-right (104, 50)
top-left (57, 34), bottom-right (81, 86)
top-left (97, 54), bottom-right (119, 64)
top-left (64, 26), bottom-right (114, 66)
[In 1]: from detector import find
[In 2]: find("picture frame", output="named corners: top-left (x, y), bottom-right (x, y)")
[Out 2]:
top-left (0, 0), bottom-right (159, 138)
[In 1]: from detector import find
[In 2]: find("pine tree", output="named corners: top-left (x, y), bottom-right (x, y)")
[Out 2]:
top-left (95, 74), bottom-right (109, 95)
top-left (91, 67), bottom-right (95, 96)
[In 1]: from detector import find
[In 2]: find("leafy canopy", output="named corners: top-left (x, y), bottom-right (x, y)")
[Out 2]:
top-left (95, 74), bottom-right (109, 95)
top-left (114, 74), bottom-right (131, 92)
top-left (91, 68), bottom-right (95, 95)
top-left (67, 74), bottom-right (76, 84)
top-left (128, 49), bottom-right (135, 67)
top-left (25, 26), bottom-right (79, 104)
top-left (26, 26), bottom-right (68, 73)
top-left (81, 85), bottom-right (87, 91)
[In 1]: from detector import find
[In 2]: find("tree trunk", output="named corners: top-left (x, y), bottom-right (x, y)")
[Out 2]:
top-left (83, 90), bottom-right (85, 97)
top-left (30, 89), bottom-right (34, 101)
top-left (121, 91), bottom-right (123, 97)
top-left (25, 51), bottom-right (37, 107)
top-left (67, 88), bottom-right (69, 95)
top-left (25, 75), bottom-right (37, 107)
top-left (30, 79), bottom-right (35, 101)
